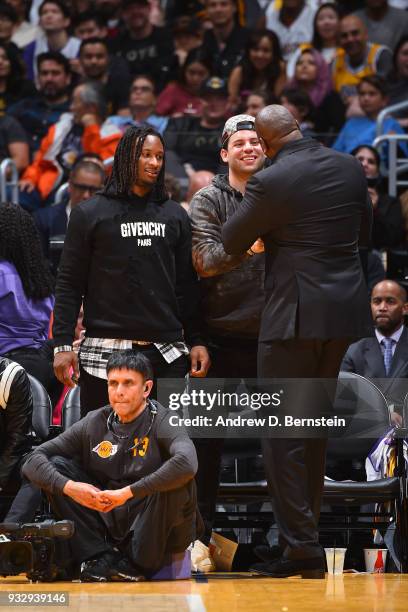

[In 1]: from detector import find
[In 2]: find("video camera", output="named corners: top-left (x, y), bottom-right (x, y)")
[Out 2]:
top-left (0, 520), bottom-right (74, 582)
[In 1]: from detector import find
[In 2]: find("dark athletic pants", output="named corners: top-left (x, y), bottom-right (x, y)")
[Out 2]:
top-left (258, 338), bottom-right (351, 561)
top-left (47, 456), bottom-right (198, 574)
top-left (194, 337), bottom-right (258, 545)
top-left (5, 478), bottom-right (42, 523)
top-left (79, 346), bottom-right (189, 416)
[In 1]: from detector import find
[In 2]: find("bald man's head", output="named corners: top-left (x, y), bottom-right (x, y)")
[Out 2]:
top-left (255, 104), bottom-right (302, 159)
top-left (340, 15), bottom-right (368, 60)
top-left (371, 280), bottom-right (408, 335)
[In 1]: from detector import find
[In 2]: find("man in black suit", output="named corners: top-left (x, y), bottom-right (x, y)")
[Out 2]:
top-left (34, 158), bottom-right (105, 270)
top-left (341, 280), bottom-right (408, 412)
top-left (222, 105), bottom-right (373, 578)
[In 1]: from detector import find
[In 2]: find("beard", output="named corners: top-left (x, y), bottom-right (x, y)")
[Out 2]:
top-left (42, 86), bottom-right (68, 102)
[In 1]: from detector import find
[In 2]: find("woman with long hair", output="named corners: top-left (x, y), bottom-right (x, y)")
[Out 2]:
top-left (312, 2), bottom-right (341, 65)
top-left (228, 29), bottom-right (286, 108)
top-left (0, 42), bottom-right (35, 115)
top-left (156, 47), bottom-right (212, 117)
top-left (0, 202), bottom-right (56, 393)
top-left (286, 3), bottom-right (341, 79)
top-left (288, 47), bottom-right (345, 140)
top-left (353, 144), bottom-right (404, 249)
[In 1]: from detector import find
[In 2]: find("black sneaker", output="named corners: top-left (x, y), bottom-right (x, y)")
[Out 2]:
top-left (110, 557), bottom-right (145, 582)
top-left (81, 550), bottom-right (121, 583)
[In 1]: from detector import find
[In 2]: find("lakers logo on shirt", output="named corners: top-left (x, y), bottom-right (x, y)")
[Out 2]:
top-left (92, 441), bottom-right (118, 458)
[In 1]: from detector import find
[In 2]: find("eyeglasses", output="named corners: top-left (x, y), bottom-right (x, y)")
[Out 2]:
top-left (131, 85), bottom-right (154, 93)
top-left (71, 183), bottom-right (100, 193)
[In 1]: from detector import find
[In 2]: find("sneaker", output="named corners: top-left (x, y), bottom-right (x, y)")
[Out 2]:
top-left (190, 540), bottom-right (216, 573)
top-left (81, 550), bottom-right (120, 582)
top-left (81, 550), bottom-right (146, 583)
top-left (110, 557), bottom-right (145, 582)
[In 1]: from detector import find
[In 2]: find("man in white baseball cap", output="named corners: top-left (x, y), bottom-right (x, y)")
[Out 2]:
top-left (189, 116), bottom-right (266, 572)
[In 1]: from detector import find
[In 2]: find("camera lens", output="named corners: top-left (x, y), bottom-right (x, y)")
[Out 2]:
top-left (4, 543), bottom-right (33, 573)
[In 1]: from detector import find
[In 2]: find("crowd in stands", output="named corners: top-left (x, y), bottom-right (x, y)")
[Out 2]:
top-left (0, 0), bottom-right (405, 201)
top-left (1, 0), bottom-right (408, 526)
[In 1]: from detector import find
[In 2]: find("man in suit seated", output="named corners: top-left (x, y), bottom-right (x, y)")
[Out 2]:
top-left (341, 279), bottom-right (408, 418)
top-left (34, 156), bottom-right (106, 273)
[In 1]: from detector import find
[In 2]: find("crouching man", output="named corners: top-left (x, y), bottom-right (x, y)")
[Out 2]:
top-left (22, 350), bottom-right (199, 582)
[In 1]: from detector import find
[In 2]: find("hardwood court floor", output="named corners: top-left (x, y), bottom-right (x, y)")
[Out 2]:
top-left (1, 574), bottom-right (408, 612)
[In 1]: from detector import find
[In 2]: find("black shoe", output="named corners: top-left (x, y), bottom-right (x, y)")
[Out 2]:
top-left (250, 557), bottom-right (325, 579)
top-left (253, 545), bottom-right (282, 562)
top-left (81, 550), bottom-right (121, 582)
top-left (81, 550), bottom-right (146, 583)
top-left (110, 557), bottom-right (146, 582)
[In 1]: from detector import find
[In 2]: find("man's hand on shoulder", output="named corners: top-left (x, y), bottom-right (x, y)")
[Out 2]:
top-left (54, 351), bottom-right (79, 387)
top-left (63, 480), bottom-right (108, 511)
top-left (247, 238), bottom-right (264, 255)
top-left (190, 345), bottom-right (211, 377)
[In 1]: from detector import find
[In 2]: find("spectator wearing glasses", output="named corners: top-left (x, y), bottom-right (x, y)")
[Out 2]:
top-left (18, 82), bottom-right (120, 211)
top-left (105, 74), bottom-right (168, 136)
top-left (34, 157), bottom-right (106, 264)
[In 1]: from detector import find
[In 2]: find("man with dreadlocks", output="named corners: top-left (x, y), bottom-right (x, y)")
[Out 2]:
top-left (52, 126), bottom-right (210, 416)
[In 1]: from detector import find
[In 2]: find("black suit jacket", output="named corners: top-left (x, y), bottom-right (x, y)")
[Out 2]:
top-left (340, 326), bottom-right (408, 405)
top-left (34, 202), bottom-right (68, 259)
top-left (222, 137), bottom-right (373, 342)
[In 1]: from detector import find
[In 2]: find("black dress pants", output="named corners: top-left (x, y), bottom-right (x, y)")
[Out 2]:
top-left (47, 456), bottom-right (198, 574)
top-left (194, 337), bottom-right (258, 545)
top-left (258, 337), bottom-right (351, 561)
top-left (79, 346), bottom-right (189, 416)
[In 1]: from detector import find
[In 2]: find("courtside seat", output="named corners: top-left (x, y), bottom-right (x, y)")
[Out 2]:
top-left (28, 374), bottom-right (52, 443)
top-left (61, 386), bottom-right (81, 431)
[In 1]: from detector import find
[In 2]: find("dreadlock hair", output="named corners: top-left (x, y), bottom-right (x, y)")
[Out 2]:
top-left (0, 202), bottom-right (54, 299)
top-left (103, 126), bottom-right (167, 201)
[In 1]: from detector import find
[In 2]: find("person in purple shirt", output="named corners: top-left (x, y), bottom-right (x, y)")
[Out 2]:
top-left (0, 202), bottom-right (57, 398)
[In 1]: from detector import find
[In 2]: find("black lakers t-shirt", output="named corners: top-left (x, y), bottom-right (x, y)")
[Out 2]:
top-left (22, 402), bottom-right (196, 499)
